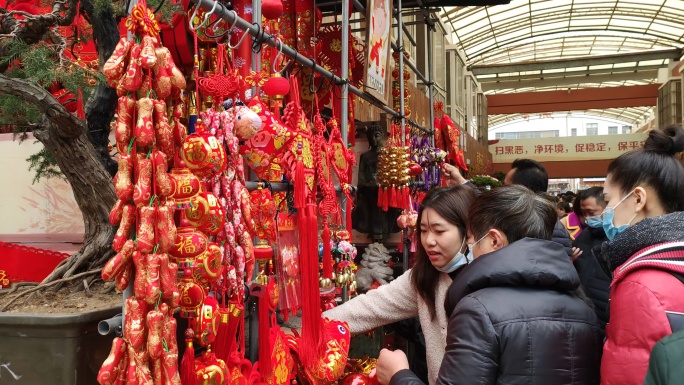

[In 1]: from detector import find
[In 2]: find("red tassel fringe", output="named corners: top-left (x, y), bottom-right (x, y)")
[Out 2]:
top-left (214, 301), bottom-right (242, 363)
top-left (213, 307), bottom-right (232, 363)
top-left (322, 221), bottom-right (333, 279)
top-left (181, 329), bottom-right (196, 385)
top-left (294, 160), bottom-right (306, 209)
top-left (258, 292), bottom-right (271, 378)
top-left (346, 198), bottom-right (353, 243)
top-left (298, 205), bottom-right (322, 367)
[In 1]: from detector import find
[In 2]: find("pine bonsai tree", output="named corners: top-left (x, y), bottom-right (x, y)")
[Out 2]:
top-left (0, 0), bottom-right (176, 309)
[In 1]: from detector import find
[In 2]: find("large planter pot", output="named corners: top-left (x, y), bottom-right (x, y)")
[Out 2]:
top-left (0, 306), bottom-right (119, 385)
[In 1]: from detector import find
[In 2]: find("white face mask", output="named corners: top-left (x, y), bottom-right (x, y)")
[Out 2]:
top-left (467, 233), bottom-right (489, 257)
top-left (435, 237), bottom-right (469, 273)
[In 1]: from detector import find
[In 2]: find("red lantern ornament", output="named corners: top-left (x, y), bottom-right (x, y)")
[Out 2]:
top-left (262, 73), bottom-right (290, 100)
top-left (261, 0), bottom-right (283, 20)
top-left (253, 239), bottom-right (274, 265)
top-left (194, 296), bottom-right (220, 347)
top-left (193, 243), bottom-right (224, 288)
top-left (168, 164), bottom-right (202, 208)
top-left (178, 278), bottom-right (205, 318)
top-left (169, 227), bottom-right (208, 262)
top-left (186, 190), bottom-right (225, 236)
top-left (180, 120), bottom-right (227, 178)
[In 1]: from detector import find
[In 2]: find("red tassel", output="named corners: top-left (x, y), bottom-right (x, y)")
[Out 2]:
top-left (181, 328), bottom-right (196, 385)
top-left (213, 307), bottom-right (231, 362)
top-left (76, 87), bottom-right (85, 120)
top-left (214, 301), bottom-right (242, 363)
top-left (299, 204), bottom-right (322, 367)
top-left (294, 159), bottom-right (306, 209)
top-left (377, 188), bottom-right (384, 208)
top-left (389, 186), bottom-right (398, 208)
top-left (346, 199), bottom-right (353, 243)
top-left (322, 221), bottom-right (333, 279)
top-left (258, 292), bottom-right (271, 378)
top-left (382, 188), bottom-right (389, 212)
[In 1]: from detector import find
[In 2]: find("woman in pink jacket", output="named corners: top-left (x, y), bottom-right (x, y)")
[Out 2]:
top-left (598, 125), bottom-right (684, 385)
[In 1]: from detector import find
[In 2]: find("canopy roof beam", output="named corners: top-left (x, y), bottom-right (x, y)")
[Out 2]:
top-left (470, 49), bottom-right (682, 75)
top-left (482, 70), bottom-right (659, 91)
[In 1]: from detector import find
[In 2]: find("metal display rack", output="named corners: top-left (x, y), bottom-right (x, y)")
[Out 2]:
top-left (191, 0), bottom-right (439, 274)
top-left (190, 0), bottom-right (440, 359)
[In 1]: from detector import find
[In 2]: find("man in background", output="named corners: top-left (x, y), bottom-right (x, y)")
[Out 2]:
top-left (572, 187), bottom-right (610, 329)
top-left (557, 201), bottom-right (572, 219)
top-left (504, 159), bottom-right (578, 259)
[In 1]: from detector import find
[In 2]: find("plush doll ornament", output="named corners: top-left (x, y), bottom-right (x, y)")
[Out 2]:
top-left (240, 97), bottom-right (294, 180)
top-left (230, 103), bottom-right (263, 141)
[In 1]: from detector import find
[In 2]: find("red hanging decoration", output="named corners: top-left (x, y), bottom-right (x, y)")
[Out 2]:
top-left (198, 44), bottom-right (243, 106)
top-left (262, 73), bottom-right (290, 99)
top-left (298, 204), bottom-right (323, 368)
top-left (261, 0), bottom-right (284, 20)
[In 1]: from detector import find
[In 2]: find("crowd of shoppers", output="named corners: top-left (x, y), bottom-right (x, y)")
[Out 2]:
top-left (325, 124), bottom-right (684, 385)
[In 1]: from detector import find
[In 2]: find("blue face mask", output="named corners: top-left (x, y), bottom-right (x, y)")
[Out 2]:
top-left (585, 215), bottom-right (603, 229)
top-left (435, 237), bottom-right (469, 273)
top-left (602, 190), bottom-right (638, 240)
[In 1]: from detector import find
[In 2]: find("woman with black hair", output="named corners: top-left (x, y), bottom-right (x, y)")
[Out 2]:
top-left (597, 125), bottom-right (684, 385)
top-left (325, 185), bottom-right (477, 385)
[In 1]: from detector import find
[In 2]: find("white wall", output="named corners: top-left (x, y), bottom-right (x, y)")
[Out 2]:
top-left (489, 113), bottom-right (634, 139)
top-left (0, 134), bottom-right (84, 236)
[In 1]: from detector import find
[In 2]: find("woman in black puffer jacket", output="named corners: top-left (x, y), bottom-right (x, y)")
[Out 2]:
top-left (378, 185), bottom-right (603, 385)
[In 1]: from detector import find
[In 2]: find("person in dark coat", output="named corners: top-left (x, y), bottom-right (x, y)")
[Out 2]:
top-left (376, 185), bottom-right (603, 385)
top-left (502, 158), bottom-right (577, 258)
top-left (572, 187), bottom-right (611, 329)
top-left (644, 330), bottom-right (684, 385)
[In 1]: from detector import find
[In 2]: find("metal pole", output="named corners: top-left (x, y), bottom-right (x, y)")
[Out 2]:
top-left (252, 0), bottom-right (262, 99)
top-left (396, 0), bottom-right (408, 274)
top-left (192, 0), bottom-right (403, 119)
top-left (122, 0), bottom-right (138, 329)
top-left (340, 0), bottom-right (350, 304)
top-left (426, 18), bottom-right (435, 147)
top-left (391, 42), bottom-right (426, 83)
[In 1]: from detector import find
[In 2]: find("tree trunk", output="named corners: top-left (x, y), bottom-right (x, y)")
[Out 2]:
top-left (81, 0), bottom-right (120, 177)
top-left (0, 0), bottom-right (121, 285)
top-left (36, 121), bottom-right (117, 282)
top-left (0, 75), bottom-right (117, 283)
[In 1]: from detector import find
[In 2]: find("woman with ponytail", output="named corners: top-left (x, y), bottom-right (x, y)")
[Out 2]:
top-left (324, 185), bottom-right (477, 385)
top-left (597, 125), bottom-right (684, 385)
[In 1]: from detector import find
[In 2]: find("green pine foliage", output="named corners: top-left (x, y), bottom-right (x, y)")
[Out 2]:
top-left (26, 147), bottom-right (66, 184)
top-left (0, 40), bottom-right (98, 182)
top-left (470, 175), bottom-right (503, 188)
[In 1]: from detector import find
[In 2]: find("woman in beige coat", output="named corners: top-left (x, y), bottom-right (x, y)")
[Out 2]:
top-left (325, 184), bottom-right (477, 385)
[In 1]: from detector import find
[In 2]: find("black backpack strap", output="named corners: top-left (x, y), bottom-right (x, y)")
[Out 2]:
top-left (666, 272), bottom-right (684, 333)
top-left (670, 271), bottom-right (684, 285)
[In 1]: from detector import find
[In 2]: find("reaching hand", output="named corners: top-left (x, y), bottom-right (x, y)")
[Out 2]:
top-left (441, 163), bottom-right (466, 186)
top-left (571, 247), bottom-right (583, 262)
top-left (377, 348), bottom-right (410, 385)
